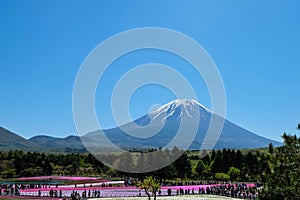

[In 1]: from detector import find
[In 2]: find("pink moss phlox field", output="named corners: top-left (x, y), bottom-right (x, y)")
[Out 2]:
top-left (18, 176), bottom-right (99, 181)
top-left (20, 183), bottom-right (256, 193)
top-left (20, 186), bottom-right (136, 193)
top-left (162, 183), bottom-right (255, 190)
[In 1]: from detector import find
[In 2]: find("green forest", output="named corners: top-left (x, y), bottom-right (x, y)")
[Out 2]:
top-left (0, 133), bottom-right (299, 199)
top-left (0, 146), bottom-right (269, 181)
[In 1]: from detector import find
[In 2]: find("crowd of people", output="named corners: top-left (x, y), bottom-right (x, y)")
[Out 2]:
top-left (169, 183), bottom-right (258, 199)
top-left (0, 184), bottom-right (20, 196)
top-left (70, 190), bottom-right (101, 200)
top-left (0, 182), bottom-right (259, 199)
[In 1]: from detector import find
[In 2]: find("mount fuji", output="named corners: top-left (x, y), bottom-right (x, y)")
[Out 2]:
top-left (82, 99), bottom-right (281, 150)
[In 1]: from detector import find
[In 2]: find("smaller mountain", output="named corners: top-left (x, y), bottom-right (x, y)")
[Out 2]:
top-left (0, 127), bottom-right (86, 152)
top-left (0, 127), bottom-right (37, 150)
top-left (29, 135), bottom-right (85, 149)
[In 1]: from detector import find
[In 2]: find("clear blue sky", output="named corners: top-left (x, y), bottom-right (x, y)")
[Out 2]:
top-left (0, 1), bottom-right (299, 141)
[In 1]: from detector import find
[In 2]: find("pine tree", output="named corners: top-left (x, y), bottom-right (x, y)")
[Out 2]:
top-left (259, 133), bottom-right (300, 200)
top-left (268, 143), bottom-right (274, 154)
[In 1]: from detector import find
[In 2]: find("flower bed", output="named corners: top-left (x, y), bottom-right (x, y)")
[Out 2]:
top-left (18, 176), bottom-right (99, 181)
top-left (18, 183), bottom-right (256, 198)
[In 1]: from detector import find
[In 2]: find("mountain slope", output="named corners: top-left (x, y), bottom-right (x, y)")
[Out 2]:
top-left (1, 99), bottom-right (282, 151)
top-left (0, 127), bottom-right (37, 150)
top-left (29, 135), bottom-right (85, 149)
top-left (0, 127), bottom-right (85, 152)
top-left (83, 99), bottom-right (281, 150)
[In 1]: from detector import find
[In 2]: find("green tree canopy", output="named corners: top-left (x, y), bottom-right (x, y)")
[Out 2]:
top-left (215, 172), bottom-right (230, 181)
top-left (228, 166), bottom-right (240, 181)
top-left (137, 176), bottom-right (161, 200)
top-left (196, 159), bottom-right (214, 179)
top-left (259, 133), bottom-right (300, 200)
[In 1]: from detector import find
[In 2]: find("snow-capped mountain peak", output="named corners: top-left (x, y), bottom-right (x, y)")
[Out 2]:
top-left (148, 99), bottom-right (210, 122)
top-left (83, 99), bottom-right (282, 151)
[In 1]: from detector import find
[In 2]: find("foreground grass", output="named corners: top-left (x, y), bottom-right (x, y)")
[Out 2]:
top-left (90, 195), bottom-right (239, 200)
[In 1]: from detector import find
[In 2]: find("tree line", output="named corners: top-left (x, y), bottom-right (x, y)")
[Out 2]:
top-left (0, 151), bottom-right (108, 178)
top-left (0, 146), bottom-right (269, 182)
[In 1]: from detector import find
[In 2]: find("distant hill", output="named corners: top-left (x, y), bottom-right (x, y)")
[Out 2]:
top-left (0, 127), bottom-right (37, 150)
top-left (0, 127), bottom-right (86, 152)
top-left (28, 135), bottom-right (85, 149)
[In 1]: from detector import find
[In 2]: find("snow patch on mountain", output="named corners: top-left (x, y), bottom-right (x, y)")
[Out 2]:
top-left (148, 99), bottom-right (210, 122)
